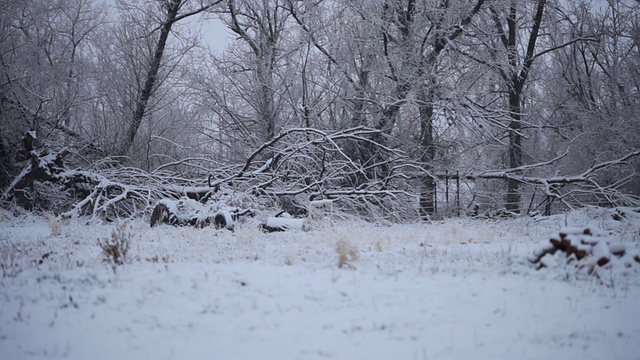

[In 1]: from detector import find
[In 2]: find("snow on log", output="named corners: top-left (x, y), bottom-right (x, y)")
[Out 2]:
top-left (214, 209), bottom-right (236, 230)
top-left (528, 243), bottom-right (557, 264)
top-left (262, 217), bottom-right (307, 232)
top-left (149, 198), bottom-right (250, 229)
top-left (309, 199), bottom-right (335, 206)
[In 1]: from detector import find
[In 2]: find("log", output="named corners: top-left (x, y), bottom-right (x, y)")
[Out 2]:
top-left (260, 217), bottom-right (306, 232)
top-left (150, 203), bottom-right (171, 227)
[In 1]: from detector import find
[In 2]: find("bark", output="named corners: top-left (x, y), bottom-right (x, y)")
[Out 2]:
top-left (506, 83), bottom-right (523, 211)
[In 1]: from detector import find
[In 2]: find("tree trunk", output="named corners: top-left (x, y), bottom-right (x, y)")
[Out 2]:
top-left (418, 89), bottom-right (436, 218)
top-left (412, 0), bottom-right (486, 218)
top-left (506, 86), bottom-right (523, 212)
top-left (500, 0), bottom-right (546, 213)
top-left (258, 68), bottom-right (276, 141)
top-left (121, 0), bottom-right (182, 155)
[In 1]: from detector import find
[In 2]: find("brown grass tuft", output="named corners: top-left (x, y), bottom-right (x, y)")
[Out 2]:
top-left (98, 222), bottom-right (131, 273)
top-left (336, 239), bottom-right (358, 269)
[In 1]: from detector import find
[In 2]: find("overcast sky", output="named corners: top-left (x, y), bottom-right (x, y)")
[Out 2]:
top-left (100, 0), bottom-right (232, 53)
top-left (197, 17), bottom-right (231, 53)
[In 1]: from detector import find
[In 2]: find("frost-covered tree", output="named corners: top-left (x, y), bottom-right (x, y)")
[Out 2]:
top-left (115, 0), bottom-right (220, 157)
top-left (486, 0), bottom-right (549, 212)
top-left (542, 0), bottom-right (640, 202)
top-left (2, 0), bottom-right (639, 219)
top-left (286, 0), bottom-right (487, 217)
top-left (0, 0), bottom-right (106, 185)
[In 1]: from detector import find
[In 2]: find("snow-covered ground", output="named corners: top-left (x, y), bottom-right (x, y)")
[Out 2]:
top-left (1, 207), bottom-right (639, 360)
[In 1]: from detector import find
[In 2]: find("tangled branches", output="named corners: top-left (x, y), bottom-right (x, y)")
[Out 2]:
top-left (203, 126), bottom-right (420, 221)
top-left (1, 127), bottom-right (421, 222)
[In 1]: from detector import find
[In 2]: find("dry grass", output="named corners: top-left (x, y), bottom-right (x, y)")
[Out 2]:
top-left (0, 242), bottom-right (22, 278)
top-left (336, 239), bottom-right (358, 269)
top-left (98, 222), bottom-right (131, 273)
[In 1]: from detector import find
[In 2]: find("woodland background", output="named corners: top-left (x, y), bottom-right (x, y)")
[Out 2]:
top-left (1, 0), bottom-right (639, 222)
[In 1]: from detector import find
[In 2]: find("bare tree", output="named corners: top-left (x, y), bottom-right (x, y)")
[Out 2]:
top-left (3, 0), bottom-right (639, 220)
top-left (120, 0), bottom-right (220, 155)
top-left (225, 0), bottom-right (291, 142)
top-left (287, 0), bottom-right (486, 217)
top-left (483, 0), bottom-right (608, 212)
top-left (488, 0), bottom-right (548, 212)
top-left (0, 0), bottom-right (106, 185)
top-left (542, 0), bottom-right (640, 202)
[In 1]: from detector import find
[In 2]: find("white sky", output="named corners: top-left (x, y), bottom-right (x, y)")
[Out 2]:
top-left (197, 17), bottom-right (232, 53)
top-left (100, 0), bottom-right (232, 53)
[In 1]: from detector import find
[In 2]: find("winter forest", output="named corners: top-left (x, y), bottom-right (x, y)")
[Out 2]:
top-left (2, 1), bottom-right (640, 359)
top-left (1, 0), bottom-right (639, 221)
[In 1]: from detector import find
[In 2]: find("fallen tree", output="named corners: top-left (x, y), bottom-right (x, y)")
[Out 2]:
top-left (422, 149), bottom-right (640, 215)
top-left (467, 150), bottom-right (640, 212)
top-left (0, 127), bottom-right (418, 222)
top-left (2, 128), bottom-right (638, 223)
top-left (0, 132), bottom-right (223, 220)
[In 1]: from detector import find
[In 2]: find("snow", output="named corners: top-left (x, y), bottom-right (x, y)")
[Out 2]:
top-left (309, 199), bottom-right (336, 206)
top-left (250, 157), bottom-right (273, 175)
top-left (1, 207), bottom-right (639, 359)
top-left (592, 241), bottom-right (611, 264)
top-left (162, 184), bottom-right (213, 195)
top-left (608, 242), bottom-right (626, 255)
top-left (265, 217), bottom-right (306, 230)
top-left (156, 198), bottom-right (240, 229)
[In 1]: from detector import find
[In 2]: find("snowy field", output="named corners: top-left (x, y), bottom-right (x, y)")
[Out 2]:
top-left (1, 207), bottom-right (640, 360)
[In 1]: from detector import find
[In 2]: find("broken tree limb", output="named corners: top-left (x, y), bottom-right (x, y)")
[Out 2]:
top-left (467, 150), bottom-right (640, 186)
top-left (210, 126), bottom-right (405, 188)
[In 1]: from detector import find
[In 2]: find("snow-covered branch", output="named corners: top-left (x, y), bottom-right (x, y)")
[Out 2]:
top-left (464, 150), bottom-right (640, 208)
